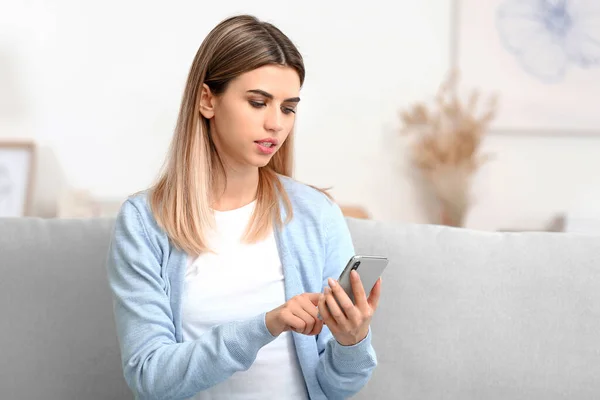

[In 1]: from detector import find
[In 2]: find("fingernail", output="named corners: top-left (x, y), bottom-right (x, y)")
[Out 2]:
top-left (324, 287), bottom-right (331, 295)
top-left (328, 278), bottom-right (337, 287)
top-left (351, 270), bottom-right (358, 279)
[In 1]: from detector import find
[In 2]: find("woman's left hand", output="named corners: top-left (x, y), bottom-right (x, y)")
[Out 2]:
top-left (318, 270), bottom-right (382, 346)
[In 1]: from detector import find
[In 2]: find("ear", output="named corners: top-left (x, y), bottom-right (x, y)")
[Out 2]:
top-left (199, 83), bottom-right (215, 119)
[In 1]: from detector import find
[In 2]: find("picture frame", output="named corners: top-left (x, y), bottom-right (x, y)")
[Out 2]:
top-left (0, 141), bottom-right (36, 217)
top-left (451, 0), bottom-right (600, 135)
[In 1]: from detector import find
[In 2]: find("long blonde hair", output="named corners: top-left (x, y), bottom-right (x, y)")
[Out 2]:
top-left (149, 15), bottom-right (305, 256)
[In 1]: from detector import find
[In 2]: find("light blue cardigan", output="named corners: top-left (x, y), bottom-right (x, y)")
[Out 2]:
top-left (106, 175), bottom-right (377, 400)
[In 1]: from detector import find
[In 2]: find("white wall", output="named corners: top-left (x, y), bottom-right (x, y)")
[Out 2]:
top-left (1, 0), bottom-right (599, 230)
top-left (468, 134), bottom-right (600, 231)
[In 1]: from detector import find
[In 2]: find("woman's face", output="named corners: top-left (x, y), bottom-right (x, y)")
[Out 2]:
top-left (200, 64), bottom-right (301, 170)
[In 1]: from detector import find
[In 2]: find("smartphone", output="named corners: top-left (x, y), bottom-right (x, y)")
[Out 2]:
top-left (337, 255), bottom-right (388, 304)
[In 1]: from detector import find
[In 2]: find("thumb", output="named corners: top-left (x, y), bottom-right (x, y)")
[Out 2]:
top-left (306, 293), bottom-right (321, 306)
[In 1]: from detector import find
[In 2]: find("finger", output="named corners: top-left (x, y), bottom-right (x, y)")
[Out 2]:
top-left (300, 295), bottom-right (321, 320)
top-left (300, 295), bottom-right (323, 335)
top-left (318, 293), bottom-right (335, 327)
top-left (324, 287), bottom-right (348, 326)
top-left (292, 306), bottom-right (316, 335)
top-left (328, 277), bottom-right (352, 306)
top-left (282, 311), bottom-right (308, 333)
top-left (305, 293), bottom-right (322, 306)
top-left (328, 278), bottom-right (361, 322)
top-left (309, 317), bottom-right (324, 336)
top-left (367, 277), bottom-right (382, 311)
top-left (350, 270), bottom-right (369, 310)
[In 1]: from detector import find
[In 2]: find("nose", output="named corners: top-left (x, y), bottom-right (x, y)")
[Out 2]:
top-left (264, 106), bottom-right (283, 133)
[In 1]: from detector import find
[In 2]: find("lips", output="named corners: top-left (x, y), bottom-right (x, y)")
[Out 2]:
top-left (254, 139), bottom-right (278, 155)
top-left (254, 138), bottom-right (278, 146)
top-left (254, 140), bottom-right (276, 148)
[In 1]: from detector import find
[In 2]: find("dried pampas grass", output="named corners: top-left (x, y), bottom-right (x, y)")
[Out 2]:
top-left (399, 70), bottom-right (498, 226)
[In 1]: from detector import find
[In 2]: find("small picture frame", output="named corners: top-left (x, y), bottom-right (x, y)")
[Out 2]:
top-left (0, 141), bottom-right (36, 217)
top-left (452, 0), bottom-right (600, 134)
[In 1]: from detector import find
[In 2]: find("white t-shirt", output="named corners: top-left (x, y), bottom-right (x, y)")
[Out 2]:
top-left (181, 201), bottom-right (309, 400)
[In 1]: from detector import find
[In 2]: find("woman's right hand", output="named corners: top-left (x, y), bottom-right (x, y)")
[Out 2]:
top-left (265, 293), bottom-right (323, 337)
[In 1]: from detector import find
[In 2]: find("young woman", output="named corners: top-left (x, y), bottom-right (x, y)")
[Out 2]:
top-left (106, 14), bottom-right (382, 400)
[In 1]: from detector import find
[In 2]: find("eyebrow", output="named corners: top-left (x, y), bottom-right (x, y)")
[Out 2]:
top-left (247, 89), bottom-right (300, 103)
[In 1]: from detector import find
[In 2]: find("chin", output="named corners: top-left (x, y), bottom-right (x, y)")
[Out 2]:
top-left (254, 158), bottom-right (272, 168)
top-left (247, 155), bottom-right (273, 168)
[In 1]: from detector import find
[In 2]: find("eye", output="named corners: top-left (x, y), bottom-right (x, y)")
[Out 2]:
top-left (282, 106), bottom-right (296, 115)
top-left (249, 100), bottom-right (265, 108)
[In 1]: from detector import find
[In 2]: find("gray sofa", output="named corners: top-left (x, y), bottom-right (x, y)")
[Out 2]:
top-left (2, 217), bottom-right (600, 399)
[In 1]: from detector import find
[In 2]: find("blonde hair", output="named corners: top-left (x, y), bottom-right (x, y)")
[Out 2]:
top-left (149, 15), bottom-right (306, 256)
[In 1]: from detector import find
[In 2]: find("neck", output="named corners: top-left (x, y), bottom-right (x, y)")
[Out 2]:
top-left (212, 165), bottom-right (259, 211)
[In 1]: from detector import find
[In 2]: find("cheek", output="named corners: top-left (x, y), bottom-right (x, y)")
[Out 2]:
top-left (238, 106), bottom-right (263, 131)
top-left (281, 117), bottom-right (295, 139)
top-left (235, 104), bottom-right (264, 134)
top-left (214, 103), bottom-right (256, 141)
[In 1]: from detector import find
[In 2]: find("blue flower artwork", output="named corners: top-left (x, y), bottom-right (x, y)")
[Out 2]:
top-left (496, 0), bottom-right (600, 83)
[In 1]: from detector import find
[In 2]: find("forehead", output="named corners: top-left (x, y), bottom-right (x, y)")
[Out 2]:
top-left (228, 65), bottom-right (301, 98)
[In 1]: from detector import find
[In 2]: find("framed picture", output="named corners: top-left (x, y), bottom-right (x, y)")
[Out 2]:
top-left (453, 0), bottom-right (600, 134)
top-left (0, 141), bottom-right (36, 217)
